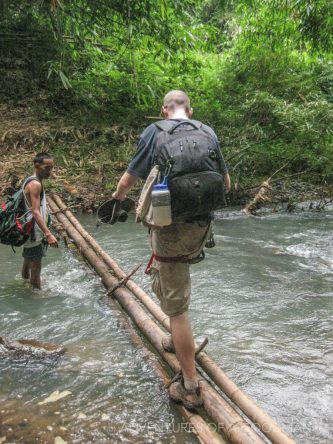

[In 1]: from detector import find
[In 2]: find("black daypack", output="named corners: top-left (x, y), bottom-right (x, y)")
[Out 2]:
top-left (153, 119), bottom-right (226, 221)
top-left (0, 177), bottom-right (40, 248)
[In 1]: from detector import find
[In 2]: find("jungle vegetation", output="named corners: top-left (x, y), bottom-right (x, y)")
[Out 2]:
top-left (0, 0), bottom-right (332, 189)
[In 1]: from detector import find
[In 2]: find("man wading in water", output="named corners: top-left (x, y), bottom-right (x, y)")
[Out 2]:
top-left (112, 91), bottom-right (230, 408)
top-left (22, 153), bottom-right (58, 289)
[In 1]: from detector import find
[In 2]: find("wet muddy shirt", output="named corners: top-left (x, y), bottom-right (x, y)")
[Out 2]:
top-left (127, 119), bottom-right (228, 180)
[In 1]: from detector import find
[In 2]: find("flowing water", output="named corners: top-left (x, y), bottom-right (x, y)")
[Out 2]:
top-left (0, 208), bottom-right (332, 443)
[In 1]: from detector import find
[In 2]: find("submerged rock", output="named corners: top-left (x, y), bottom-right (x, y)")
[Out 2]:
top-left (0, 336), bottom-right (66, 358)
top-left (38, 390), bottom-right (72, 405)
top-left (54, 437), bottom-right (67, 444)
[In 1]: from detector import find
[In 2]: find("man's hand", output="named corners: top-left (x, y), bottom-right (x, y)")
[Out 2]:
top-left (46, 233), bottom-right (58, 247)
top-left (113, 172), bottom-right (138, 202)
top-left (112, 191), bottom-right (126, 201)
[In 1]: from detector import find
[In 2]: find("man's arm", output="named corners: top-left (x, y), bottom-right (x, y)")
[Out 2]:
top-left (112, 172), bottom-right (138, 201)
top-left (224, 173), bottom-right (231, 193)
top-left (28, 182), bottom-right (58, 247)
top-left (215, 145), bottom-right (231, 192)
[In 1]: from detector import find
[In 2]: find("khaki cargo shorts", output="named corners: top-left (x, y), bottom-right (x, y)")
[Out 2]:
top-left (149, 221), bottom-right (211, 317)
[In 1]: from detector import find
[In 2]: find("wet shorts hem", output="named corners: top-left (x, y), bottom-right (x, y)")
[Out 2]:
top-left (22, 243), bottom-right (47, 262)
top-left (165, 305), bottom-right (189, 318)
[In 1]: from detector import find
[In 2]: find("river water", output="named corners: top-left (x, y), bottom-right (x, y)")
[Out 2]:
top-left (0, 208), bottom-right (332, 443)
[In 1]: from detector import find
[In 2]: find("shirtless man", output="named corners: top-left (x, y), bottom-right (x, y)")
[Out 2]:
top-left (22, 153), bottom-right (58, 289)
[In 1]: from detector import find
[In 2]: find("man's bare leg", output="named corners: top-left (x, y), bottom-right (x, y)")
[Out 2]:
top-left (30, 261), bottom-right (42, 289)
top-left (22, 259), bottom-right (30, 280)
top-left (170, 311), bottom-right (198, 386)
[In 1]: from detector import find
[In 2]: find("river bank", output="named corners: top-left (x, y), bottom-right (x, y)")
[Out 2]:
top-left (1, 102), bottom-right (332, 213)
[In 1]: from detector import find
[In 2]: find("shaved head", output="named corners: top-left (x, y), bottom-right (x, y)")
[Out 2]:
top-left (163, 90), bottom-right (191, 112)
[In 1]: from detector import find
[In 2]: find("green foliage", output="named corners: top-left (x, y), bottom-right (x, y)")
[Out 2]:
top-left (194, 44), bottom-right (333, 184)
top-left (0, 0), bottom-right (332, 186)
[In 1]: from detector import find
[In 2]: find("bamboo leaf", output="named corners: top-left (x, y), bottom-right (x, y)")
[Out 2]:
top-left (59, 70), bottom-right (71, 90)
top-left (146, 84), bottom-right (155, 97)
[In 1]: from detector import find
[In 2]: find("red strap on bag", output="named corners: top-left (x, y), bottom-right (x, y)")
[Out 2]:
top-left (144, 254), bottom-right (155, 275)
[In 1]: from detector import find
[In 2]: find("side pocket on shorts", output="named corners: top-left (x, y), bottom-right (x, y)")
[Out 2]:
top-left (150, 266), bottom-right (162, 300)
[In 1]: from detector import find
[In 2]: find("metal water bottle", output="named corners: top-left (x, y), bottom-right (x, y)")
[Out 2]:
top-left (151, 178), bottom-right (172, 226)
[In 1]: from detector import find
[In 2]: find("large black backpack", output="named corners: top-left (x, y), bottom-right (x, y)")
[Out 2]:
top-left (0, 177), bottom-right (40, 248)
top-left (153, 119), bottom-right (226, 221)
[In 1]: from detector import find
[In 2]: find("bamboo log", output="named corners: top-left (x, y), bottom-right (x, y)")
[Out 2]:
top-left (48, 196), bottom-right (266, 444)
top-left (49, 194), bottom-right (295, 444)
top-left (51, 194), bottom-right (174, 330)
top-left (107, 306), bottom-right (227, 444)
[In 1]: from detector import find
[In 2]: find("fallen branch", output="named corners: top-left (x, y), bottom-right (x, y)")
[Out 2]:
top-left (106, 263), bottom-right (142, 297)
top-left (309, 197), bottom-right (333, 211)
top-left (242, 163), bottom-right (289, 215)
top-left (241, 170), bottom-right (309, 192)
top-left (243, 181), bottom-right (272, 215)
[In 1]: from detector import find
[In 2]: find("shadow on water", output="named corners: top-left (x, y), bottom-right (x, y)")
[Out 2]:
top-left (1, 209), bottom-right (333, 443)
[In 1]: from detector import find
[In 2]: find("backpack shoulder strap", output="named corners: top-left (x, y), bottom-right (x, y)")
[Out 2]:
top-left (154, 120), bottom-right (175, 132)
top-left (155, 119), bottom-right (203, 134)
top-left (23, 176), bottom-right (41, 190)
top-left (22, 176), bottom-right (43, 210)
top-left (190, 119), bottom-right (203, 129)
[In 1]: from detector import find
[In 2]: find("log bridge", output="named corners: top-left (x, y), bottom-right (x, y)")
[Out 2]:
top-left (47, 194), bottom-right (295, 444)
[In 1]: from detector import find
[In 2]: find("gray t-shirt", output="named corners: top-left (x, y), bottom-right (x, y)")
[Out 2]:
top-left (127, 119), bottom-right (228, 180)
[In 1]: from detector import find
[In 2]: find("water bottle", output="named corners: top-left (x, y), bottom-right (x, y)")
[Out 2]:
top-left (151, 178), bottom-right (172, 226)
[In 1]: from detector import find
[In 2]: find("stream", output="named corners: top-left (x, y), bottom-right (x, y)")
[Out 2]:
top-left (0, 208), bottom-right (332, 443)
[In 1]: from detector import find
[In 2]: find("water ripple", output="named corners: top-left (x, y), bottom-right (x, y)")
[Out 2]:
top-left (0, 211), bottom-right (332, 443)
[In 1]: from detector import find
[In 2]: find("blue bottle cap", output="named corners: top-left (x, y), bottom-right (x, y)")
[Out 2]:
top-left (153, 183), bottom-right (169, 191)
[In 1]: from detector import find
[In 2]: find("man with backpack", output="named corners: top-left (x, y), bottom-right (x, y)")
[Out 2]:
top-left (21, 153), bottom-right (58, 289)
top-left (112, 90), bottom-right (230, 409)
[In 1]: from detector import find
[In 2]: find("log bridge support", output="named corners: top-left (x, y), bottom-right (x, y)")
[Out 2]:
top-left (47, 194), bottom-right (295, 444)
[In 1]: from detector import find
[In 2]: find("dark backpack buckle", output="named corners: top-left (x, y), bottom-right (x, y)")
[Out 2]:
top-left (188, 250), bottom-right (205, 264)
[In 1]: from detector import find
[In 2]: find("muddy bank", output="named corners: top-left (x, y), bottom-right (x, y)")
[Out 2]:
top-left (0, 103), bottom-right (140, 213)
top-left (1, 147), bottom-right (331, 216)
top-left (1, 102), bottom-right (331, 214)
